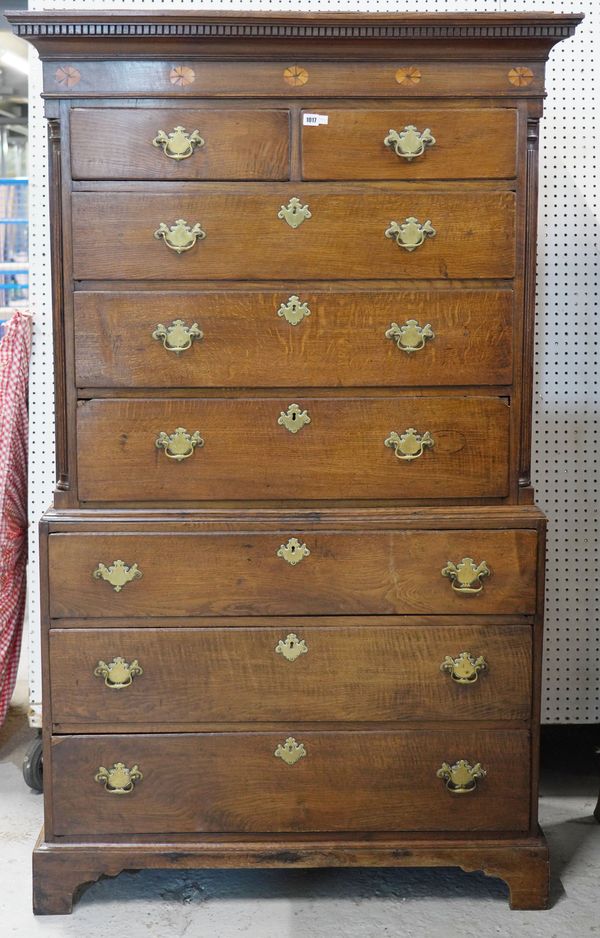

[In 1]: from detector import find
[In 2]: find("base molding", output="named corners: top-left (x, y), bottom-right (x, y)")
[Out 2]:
top-left (33, 828), bottom-right (550, 914)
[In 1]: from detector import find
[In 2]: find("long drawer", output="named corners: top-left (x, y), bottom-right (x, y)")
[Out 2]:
top-left (70, 108), bottom-right (291, 181)
top-left (74, 289), bottom-right (514, 389)
top-left (49, 620), bottom-right (532, 725)
top-left (51, 729), bottom-right (531, 834)
top-left (71, 189), bottom-right (516, 280)
top-left (76, 396), bottom-right (510, 502)
top-left (300, 107), bottom-right (518, 180)
top-left (48, 528), bottom-right (538, 618)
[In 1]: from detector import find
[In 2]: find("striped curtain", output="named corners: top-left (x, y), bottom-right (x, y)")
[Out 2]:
top-left (0, 310), bottom-right (31, 724)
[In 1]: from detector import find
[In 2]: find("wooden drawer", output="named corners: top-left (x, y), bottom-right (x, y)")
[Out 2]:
top-left (74, 289), bottom-right (514, 389)
top-left (70, 108), bottom-right (290, 180)
top-left (71, 189), bottom-right (516, 280)
top-left (47, 528), bottom-right (538, 618)
top-left (51, 729), bottom-right (531, 834)
top-left (76, 396), bottom-right (510, 502)
top-left (301, 107), bottom-right (518, 180)
top-left (50, 620), bottom-right (532, 726)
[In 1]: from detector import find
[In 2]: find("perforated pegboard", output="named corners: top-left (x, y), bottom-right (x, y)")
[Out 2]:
top-left (26, 0), bottom-right (599, 724)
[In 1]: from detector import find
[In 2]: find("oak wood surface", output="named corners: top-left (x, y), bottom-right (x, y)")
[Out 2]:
top-left (9, 5), bottom-right (574, 912)
top-left (50, 729), bottom-right (531, 835)
top-left (75, 396), bottom-right (510, 502)
top-left (31, 830), bottom-right (550, 913)
top-left (71, 189), bottom-right (516, 281)
top-left (301, 107), bottom-right (518, 180)
top-left (73, 289), bottom-right (514, 389)
top-left (49, 621), bottom-right (532, 725)
top-left (70, 108), bottom-right (290, 181)
top-left (47, 527), bottom-right (538, 618)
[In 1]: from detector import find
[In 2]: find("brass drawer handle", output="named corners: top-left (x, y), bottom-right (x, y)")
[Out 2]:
top-left (277, 537), bottom-right (310, 566)
top-left (154, 218), bottom-right (206, 254)
top-left (94, 657), bottom-right (143, 689)
top-left (93, 560), bottom-right (143, 593)
top-left (275, 633), bottom-right (308, 662)
top-left (440, 652), bottom-right (487, 685)
top-left (384, 428), bottom-right (434, 461)
top-left (152, 319), bottom-right (203, 353)
top-left (437, 759), bottom-right (486, 794)
top-left (442, 558), bottom-right (490, 595)
top-left (94, 762), bottom-right (143, 794)
top-left (278, 295), bottom-right (311, 326)
top-left (385, 217), bottom-right (436, 252)
top-left (152, 125), bottom-right (204, 161)
top-left (384, 125), bottom-right (436, 161)
top-left (274, 737), bottom-right (306, 766)
top-left (278, 197), bottom-right (311, 229)
top-left (278, 403), bottom-right (311, 434)
top-left (385, 319), bottom-right (434, 353)
top-left (155, 427), bottom-right (204, 461)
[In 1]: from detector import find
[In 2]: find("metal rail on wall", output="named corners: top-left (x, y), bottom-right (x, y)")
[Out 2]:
top-left (25, 0), bottom-right (599, 725)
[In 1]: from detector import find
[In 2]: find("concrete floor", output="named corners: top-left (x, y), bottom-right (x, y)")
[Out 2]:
top-left (1, 704), bottom-right (599, 937)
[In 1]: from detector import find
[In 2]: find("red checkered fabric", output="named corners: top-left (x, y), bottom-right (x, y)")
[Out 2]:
top-left (0, 310), bottom-right (31, 724)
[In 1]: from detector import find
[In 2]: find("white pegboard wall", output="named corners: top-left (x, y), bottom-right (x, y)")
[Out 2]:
top-left (27, 0), bottom-right (599, 724)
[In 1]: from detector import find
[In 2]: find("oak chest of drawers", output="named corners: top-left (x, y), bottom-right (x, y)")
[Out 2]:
top-left (11, 9), bottom-right (582, 914)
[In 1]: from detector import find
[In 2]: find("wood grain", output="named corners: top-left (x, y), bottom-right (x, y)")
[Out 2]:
top-left (74, 289), bottom-right (514, 389)
top-left (47, 527), bottom-right (538, 618)
top-left (70, 108), bottom-right (290, 181)
top-left (50, 729), bottom-right (531, 834)
top-left (49, 621), bottom-right (532, 725)
top-left (75, 396), bottom-right (510, 502)
top-left (71, 189), bottom-right (516, 281)
top-left (30, 832), bottom-right (550, 914)
top-left (301, 108), bottom-right (518, 180)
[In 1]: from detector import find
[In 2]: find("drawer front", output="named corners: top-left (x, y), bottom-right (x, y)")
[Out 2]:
top-left (50, 621), bottom-right (532, 725)
top-left (51, 730), bottom-right (531, 834)
top-left (76, 396), bottom-right (510, 502)
top-left (70, 108), bottom-right (291, 180)
top-left (74, 289), bottom-right (514, 389)
top-left (48, 529), bottom-right (538, 618)
top-left (301, 108), bottom-right (518, 180)
top-left (71, 190), bottom-right (516, 280)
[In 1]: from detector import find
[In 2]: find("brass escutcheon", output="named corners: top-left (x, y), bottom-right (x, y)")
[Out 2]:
top-left (94, 656), bottom-right (143, 689)
top-left (277, 537), bottom-right (310, 566)
top-left (385, 217), bottom-right (436, 252)
top-left (154, 219), bottom-right (206, 254)
top-left (278, 197), bottom-right (311, 229)
top-left (92, 560), bottom-right (143, 593)
top-left (274, 737), bottom-right (307, 766)
top-left (277, 295), bottom-right (311, 326)
top-left (155, 427), bottom-right (204, 461)
top-left (436, 759), bottom-right (486, 794)
top-left (384, 125), bottom-right (436, 161)
top-left (152, 319), bottom-right (203, 353)
top-left (275, 633), bottom-right (308, 662)
top-left (385, 319), bottom-right (434, 353)
top-left (442, 558), bottom-right (490, 595)
top-left (384, 428), bottom-right (434, 461)
top-left (277, 403), bottom-right (311, 434)
top-left (440, 652), bottom-right (488, 685)
top-left (152, 126), bottom-right (205, 160)
top-left (94, 762), bottom-right (143, 794)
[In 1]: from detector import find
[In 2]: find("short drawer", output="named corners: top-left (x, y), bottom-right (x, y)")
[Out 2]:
top-left (71, 189), bottom-right (516, 280)
top-left (76, 396), bottom-right (510, 502)
top-left (70, 108), bottom-right (290, 180)
top-left (301, 107), bottom-right (518, 180)
top-left (47, 528), bottom-right (538, 618)
top-left (49, 620), bottom-right (532, 726)
top-left (51, 729), bottom-right (531, 834)
top-left (74, 289), bottom-right (514, 389)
